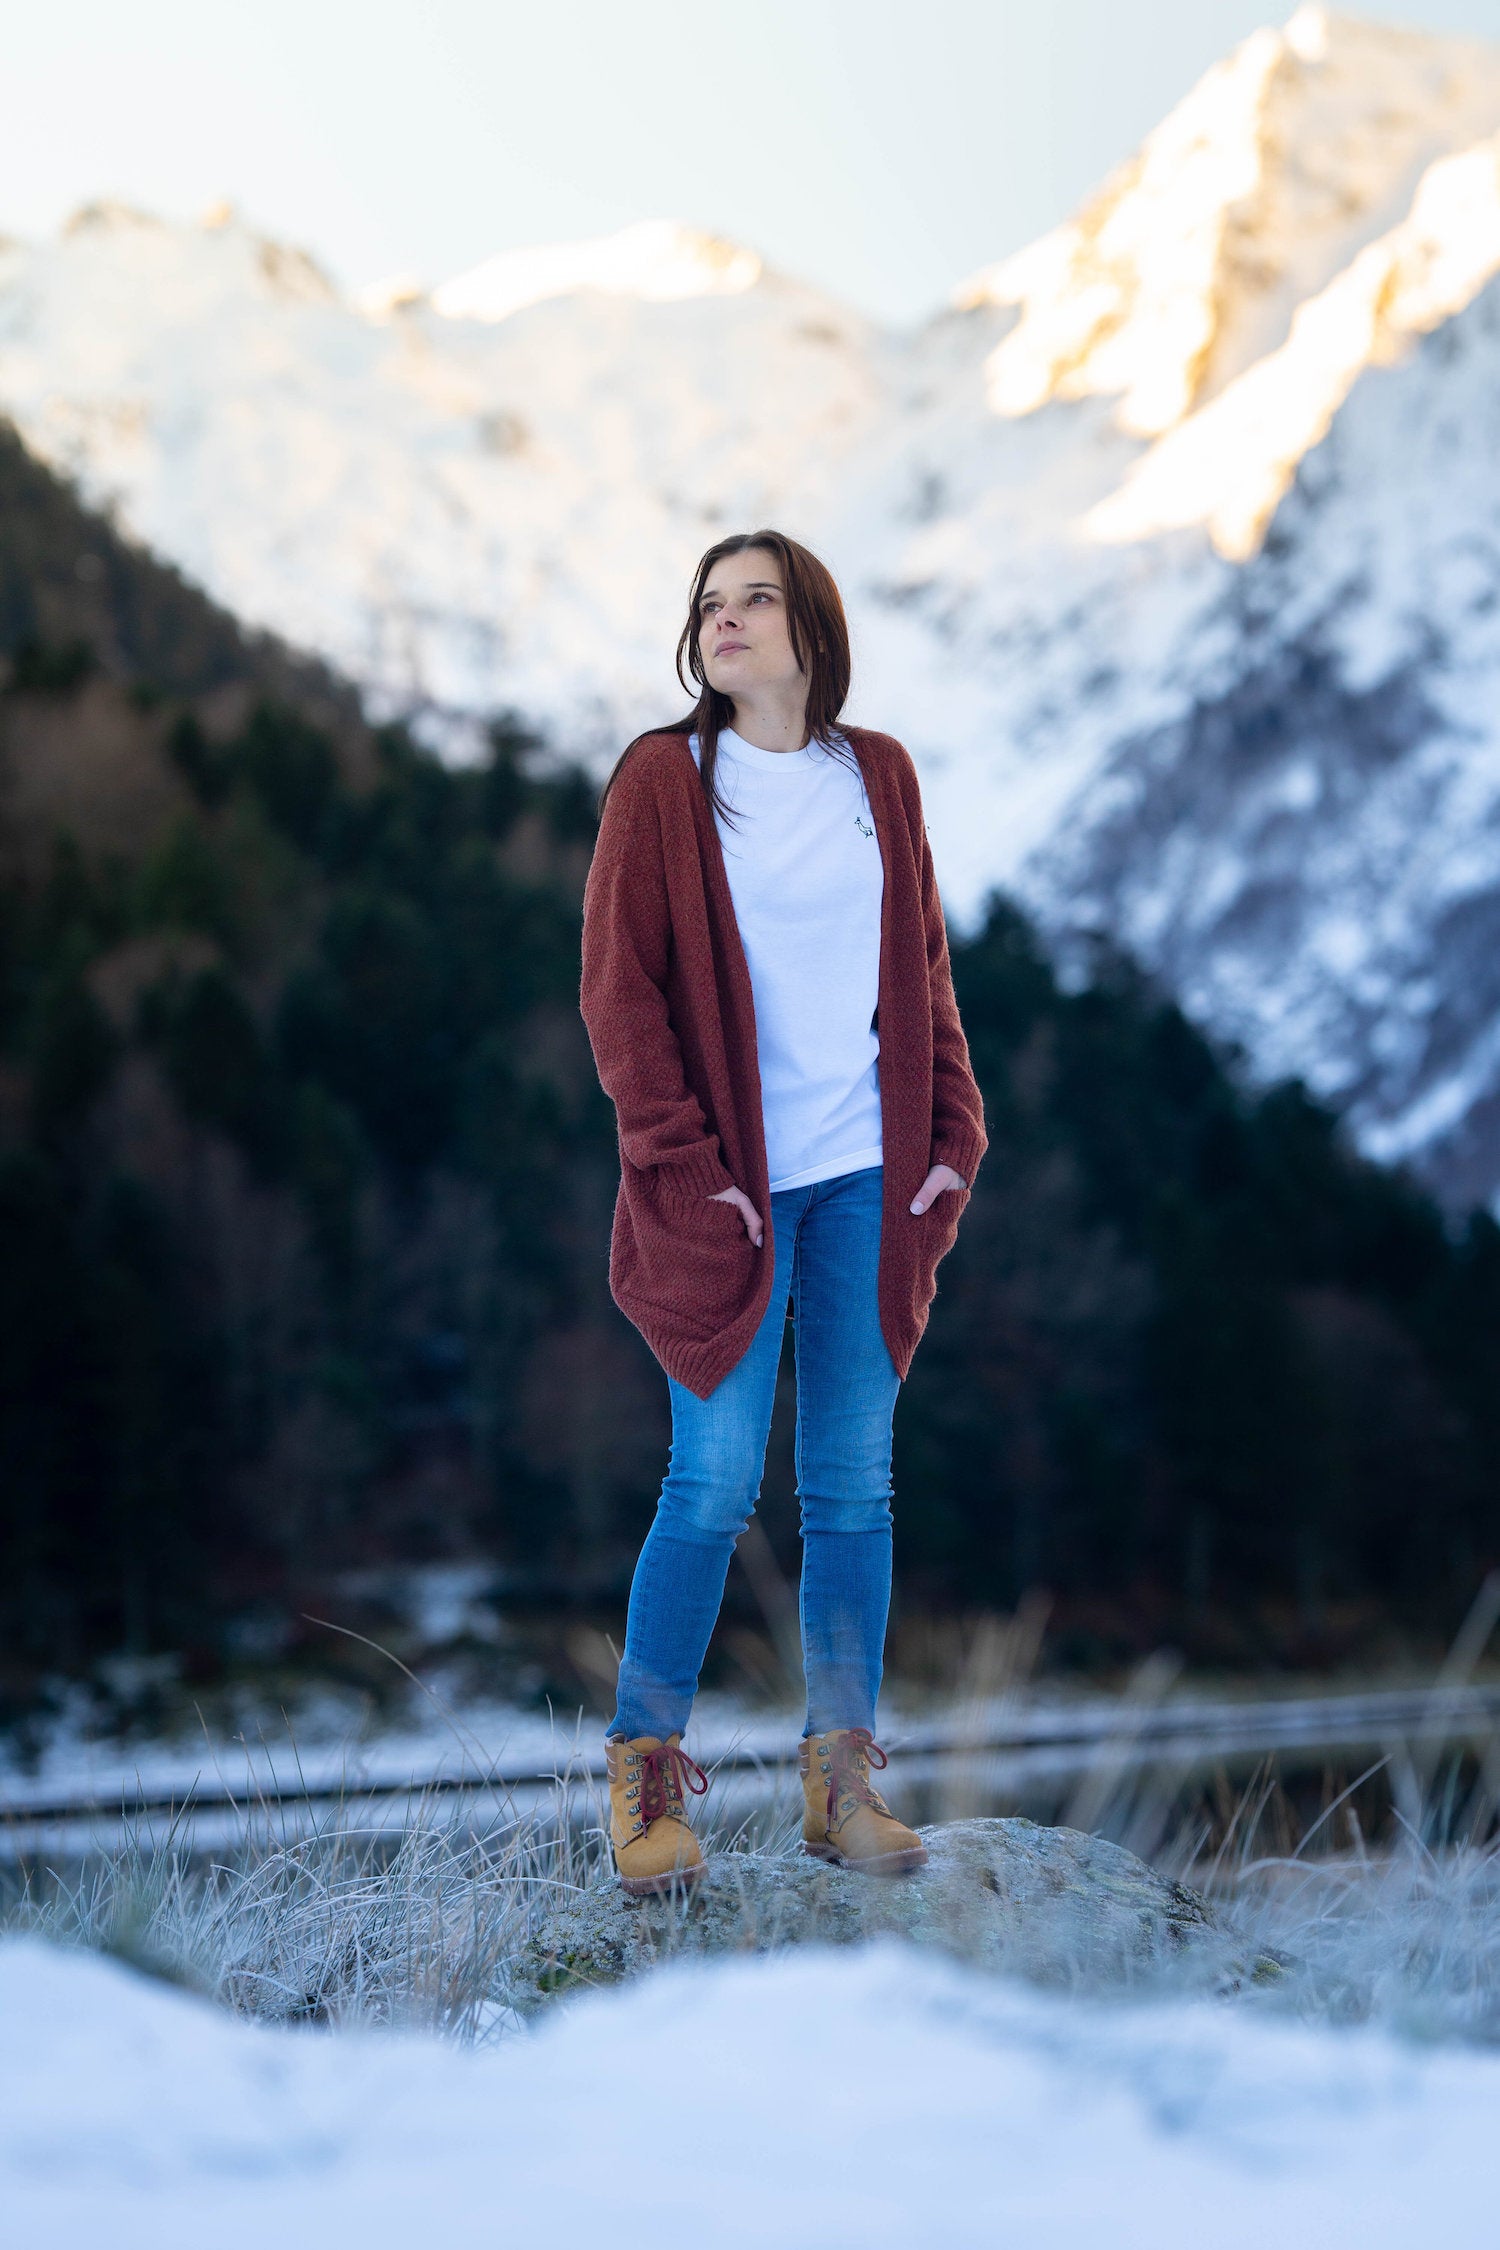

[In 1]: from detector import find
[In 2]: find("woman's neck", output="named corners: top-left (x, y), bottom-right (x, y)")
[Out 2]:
top-left (726, 686), bottom-right (811, 754)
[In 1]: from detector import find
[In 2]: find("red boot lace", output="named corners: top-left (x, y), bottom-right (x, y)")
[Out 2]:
top-left (825, 1728), bottom-right (888, 1825)
top-left (640, 1741), bottom-right (708, 1825)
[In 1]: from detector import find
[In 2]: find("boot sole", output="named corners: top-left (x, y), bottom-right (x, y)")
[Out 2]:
top-left (803, 1840), bottom-right (928, 1875)
top-left (617, 1860), bottom-right (706, 1898)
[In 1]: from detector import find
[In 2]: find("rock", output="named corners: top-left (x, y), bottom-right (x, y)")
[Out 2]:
top-left (508, 1818), bottom-right (1282, 2014)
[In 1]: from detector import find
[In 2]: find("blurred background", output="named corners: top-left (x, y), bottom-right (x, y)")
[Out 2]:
top-left (4, 1), bottom-right (1500, 1805)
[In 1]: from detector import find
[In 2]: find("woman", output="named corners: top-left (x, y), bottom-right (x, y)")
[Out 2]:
top-left (579, 529), bottom-right (987, 1895)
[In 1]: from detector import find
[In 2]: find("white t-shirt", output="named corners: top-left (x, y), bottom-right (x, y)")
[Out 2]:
top-left (689, 726), bottom-right (884, 1193)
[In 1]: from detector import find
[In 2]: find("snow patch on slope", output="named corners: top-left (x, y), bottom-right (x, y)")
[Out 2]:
top-left (430, 219), bottom-right (762, 323)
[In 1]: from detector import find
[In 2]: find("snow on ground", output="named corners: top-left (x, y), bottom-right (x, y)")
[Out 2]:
top-left (3, 1932), bottom-right (1497, 2248)
top-left (0, 1687), bottom-right (898, 1814)
top-left (0, 1694), bottom-right (605, 1810)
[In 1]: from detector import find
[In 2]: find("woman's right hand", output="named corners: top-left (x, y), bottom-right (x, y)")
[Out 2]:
top-left (710, 1186), bottom-right (764, 1248)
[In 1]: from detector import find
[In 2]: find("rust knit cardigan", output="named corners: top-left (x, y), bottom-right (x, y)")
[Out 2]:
top-left (578, 724), bottom-right (988, 1398)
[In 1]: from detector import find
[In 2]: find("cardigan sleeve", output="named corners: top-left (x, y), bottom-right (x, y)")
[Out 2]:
top-left (914, 791), bottom-right (989, 1191)
top-left (580, 763), bottom-right (738, 1199)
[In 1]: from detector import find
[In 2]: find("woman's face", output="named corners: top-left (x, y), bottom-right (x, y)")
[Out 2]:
top-left (696, 548), bottom-right (803, 701)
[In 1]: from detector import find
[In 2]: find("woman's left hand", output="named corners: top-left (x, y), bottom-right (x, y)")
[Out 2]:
top-left (909, 1164), bottom-right (968, 1215)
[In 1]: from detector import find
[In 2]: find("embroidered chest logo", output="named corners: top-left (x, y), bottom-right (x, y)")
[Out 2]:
top-left (854, 815), bottom-right (873, 838)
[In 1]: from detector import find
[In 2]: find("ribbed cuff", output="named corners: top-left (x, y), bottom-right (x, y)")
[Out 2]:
top-left (931, 1130), bottom-right (987, 1190)
top-left (655, 1146), bottom-right (738, 1200)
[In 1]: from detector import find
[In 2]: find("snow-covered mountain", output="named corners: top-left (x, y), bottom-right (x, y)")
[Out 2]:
top-left (0, 207), bottom-right (885, 748)
top-left (839, 6), bottom-right (1500, 1210)
top-left (5, 7), bottom-right (1500, 1207)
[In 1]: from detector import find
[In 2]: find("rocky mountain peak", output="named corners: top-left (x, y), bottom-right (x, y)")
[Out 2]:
top-left (954, 8), bottom-right (1500, 450)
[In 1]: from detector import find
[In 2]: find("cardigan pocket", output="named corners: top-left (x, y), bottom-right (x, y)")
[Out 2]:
top-left (613, 1174), bottom-right (759, 1332)
top-left (660, 1188), bottom-right (748, 1227)
top-left (913, 1182), bottom-right (970, 1264)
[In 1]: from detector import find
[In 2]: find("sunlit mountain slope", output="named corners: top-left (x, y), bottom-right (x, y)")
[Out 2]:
top-left (0, 204), bottom-right (882, 747)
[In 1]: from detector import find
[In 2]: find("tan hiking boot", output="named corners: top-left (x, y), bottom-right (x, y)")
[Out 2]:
top-left (801, 1727), bottom-right (927, 1875)
top-left (606, 1733), bottom-right (708, 1896)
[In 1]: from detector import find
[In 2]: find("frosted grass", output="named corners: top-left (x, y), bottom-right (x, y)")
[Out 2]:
top-left (5, 1732), bottom-right (1497, 2050)
top-left (1196, 1754), bottom-right (1500, 2046)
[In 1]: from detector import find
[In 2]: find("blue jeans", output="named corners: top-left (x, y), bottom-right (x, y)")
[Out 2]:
top-left (609, 1165), bottom-right (900, 1744)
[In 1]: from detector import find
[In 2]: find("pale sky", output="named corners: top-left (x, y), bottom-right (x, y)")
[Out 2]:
top-left (8, 0), bottom-right (1500, 324)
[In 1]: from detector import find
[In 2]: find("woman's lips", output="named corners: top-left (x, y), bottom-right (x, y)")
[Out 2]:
top-left (716, 640), bottom-right (749, 654)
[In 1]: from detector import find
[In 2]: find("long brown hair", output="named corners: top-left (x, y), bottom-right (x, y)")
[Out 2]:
top-left (598, 529), bottom-right (858, 826)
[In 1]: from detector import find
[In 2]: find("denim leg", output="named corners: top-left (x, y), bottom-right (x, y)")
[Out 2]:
top-left (609, 1188), bottom-right (806, 1741)
top-left (790, 1167), bottom-right (900, 1738)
